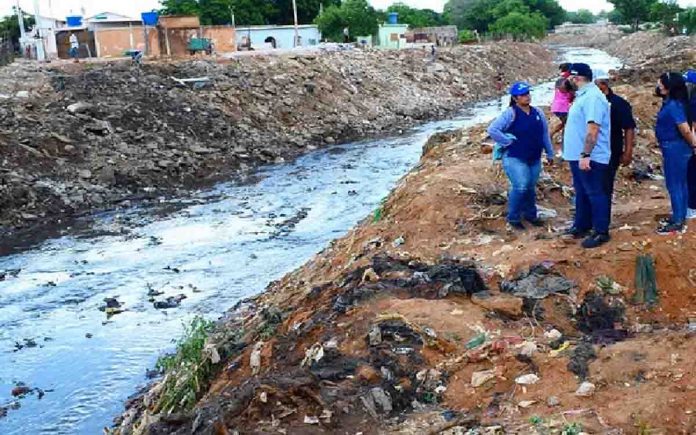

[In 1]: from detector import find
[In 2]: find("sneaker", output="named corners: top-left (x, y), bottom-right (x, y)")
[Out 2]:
top-left (525, 217), bottom-right (545, 227)
top-left (687, 209), bottom-right (696, 220)
top-left (507, 221), bottom-right (526, 231)
top-left (562, 226), bottom-right (590, 239)
top-left (656, 222), bottom-right (686, 235)
top-left (581, 232), bottom-right (611, 249)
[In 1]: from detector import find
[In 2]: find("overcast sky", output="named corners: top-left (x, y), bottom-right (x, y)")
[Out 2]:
top-left (2, 0), bottom-right (696, 19)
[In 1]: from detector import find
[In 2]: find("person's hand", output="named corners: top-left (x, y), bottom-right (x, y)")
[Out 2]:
top-left (620, 151), bottom-right (633, 166)
top-left (579, 157), bottom-right (591, 171)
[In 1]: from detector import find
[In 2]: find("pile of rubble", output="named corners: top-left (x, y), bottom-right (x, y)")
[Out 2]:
top-left (0, 43), bottom-right (553, 240)
top-left (606, 32), bottom-right (696, 66)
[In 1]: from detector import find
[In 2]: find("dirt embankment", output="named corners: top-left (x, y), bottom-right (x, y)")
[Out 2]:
top-left (0, 43), bottom-right (552, 242)
top-left (113, 51), bottom-right (695, 434)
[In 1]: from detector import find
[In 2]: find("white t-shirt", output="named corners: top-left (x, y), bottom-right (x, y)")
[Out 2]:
top-left (70, 34), bottom-right (79, 49)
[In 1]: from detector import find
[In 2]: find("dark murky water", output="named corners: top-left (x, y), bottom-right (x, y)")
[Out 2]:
top-left (0, 48), bottom-right (619, 434)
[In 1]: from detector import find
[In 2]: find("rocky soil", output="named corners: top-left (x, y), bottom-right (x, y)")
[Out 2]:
top-left (0, 43), bottom-right (552, 248)
top-left (112, 51), bottom-right (695, 434)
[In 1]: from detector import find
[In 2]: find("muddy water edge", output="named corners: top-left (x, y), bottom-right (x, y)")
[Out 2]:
top-left (0, 47), bottom-right (620, 434)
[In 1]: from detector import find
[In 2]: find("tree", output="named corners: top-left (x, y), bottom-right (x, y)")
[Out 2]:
top-left (490, 10), bottom-right (548, 39)
top-left (678, 7), bottom-right (696, 34)
top-left (649, 0), bottom-right (683, 29)
top-left (525, 0), bottom-right (566, 27)
top-left (608, 0), bottom-right (657, 30)
top-left (315, 0), bottom-right (379, 41)
top-left (0, 7), bottom-right (35, 52)
top-left (386, 3), bottom-right (445, 28)
top-left (272, 0), bottom-right (339, 25)
top-left (444, 0), bottom-right (564, 32)
top-left (567, 9), bottom-right (596, 24)
top-left (160, 0), bottom-right (200, 15)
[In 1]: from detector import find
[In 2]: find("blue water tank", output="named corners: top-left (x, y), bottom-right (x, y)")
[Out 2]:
top-left (66, 16), bottom-right (82, 27)
top-left (387, 12), bottom-right (398, 24)
top-left (141, 11), bottom-right (159, 26)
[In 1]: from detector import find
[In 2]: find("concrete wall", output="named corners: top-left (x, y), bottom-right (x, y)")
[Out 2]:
top-left (235, 26), bottom-right (320, 50)
top-left (203, 26), bottom-right (236, 52)
top-left (94, 26), bottom-right (161, 57)
top-left (407, 26), bottom-right (458, 45)
top-left (159, 15), bottom-right (201, 29)
top-left (56, 30), bottom-right (97, 59)
top-left (378, 24), bottom-right (408, 49)
top-left (160, 26), bottom-right (235, 56)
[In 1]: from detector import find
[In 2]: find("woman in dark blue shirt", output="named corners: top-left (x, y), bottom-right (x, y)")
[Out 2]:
top-left (655, 72), bottom-right (696, 234)
top-left (488, 81), bottom-right (554, 230)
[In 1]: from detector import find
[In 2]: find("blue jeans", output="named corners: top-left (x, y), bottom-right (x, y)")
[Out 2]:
top-left (502, 155), bottom-right (541, 223)
top-left (660, 140), bottom-right (692, 224)
top-left (569, 160), bottom-right (610, 234)
top-left (688, 154), bottom-right (696, 210)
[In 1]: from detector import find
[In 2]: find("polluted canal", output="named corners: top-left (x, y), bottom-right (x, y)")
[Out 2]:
top-left (0, 48), bottom-right (619, 434)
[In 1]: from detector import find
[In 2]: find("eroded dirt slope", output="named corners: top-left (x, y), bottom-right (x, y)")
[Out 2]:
top-left (114, 64), bottom-right (695, 434)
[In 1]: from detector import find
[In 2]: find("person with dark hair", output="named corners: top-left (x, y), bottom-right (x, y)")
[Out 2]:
top-left (550, 63), bottom-right (575, 151)
top-left (684, 70), bottom-right (696, 219)
top-left (654, 72), bottom-right (696, 234)
top-left (488, 81), bottom-right (554, 230)
top-left (562, 63), bottom-right (612, 249)
top-left (595, 72), bottom-right (636, 214)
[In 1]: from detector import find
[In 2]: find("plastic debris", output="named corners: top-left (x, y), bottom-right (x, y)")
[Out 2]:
top-left (250, 341), bottom-right (263, 375)
top-left (392, 236), bottom-right (405, 247)
top-left (301, 343), bottom-right (325, 367)
top-left (519, 400), bottom-right (536, 408)
top-left (549, 341), bottom-right (570, 357)
top-left (518, 341), bottom-right (538, 357)
top-left (465, 333), bottom-right (487, 349)
top-left (544, 329), bottom-right (563, 341)
top-left (515, 374), bottom-right (539, 385)
top-left (500, 264), bottom-right (575, 299)
top-left (304, 415), bottom-right (320, 424)
top-left (471, 369), bottom-right (496, 387)
top-left (634, 254), bottom-right (659, 305)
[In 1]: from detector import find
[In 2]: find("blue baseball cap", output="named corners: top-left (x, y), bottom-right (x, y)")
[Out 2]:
top-left (509, 81), bottom-right (531, 96)
top-left (569, 63), bottom-right (593, 80)
top-left (684, 69), bottom-right (696, 84)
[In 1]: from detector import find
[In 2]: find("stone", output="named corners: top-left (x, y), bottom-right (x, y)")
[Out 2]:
top-left (471, 291), bottom-right (523, 318)
top-left (518, 341), bottom-right (538, 358)
top-left (515, 374), bottom-right (540, 385)
top-left (78, 169), bottom-right (92, 179)
top-left (575, 381), bottom-right (595, 397)
top-left (66, 102), bottom-right (93, 114)
top-left (370, 387), bottom-right (392, 413)
top-left (547, 396), bottom-right (561, 407)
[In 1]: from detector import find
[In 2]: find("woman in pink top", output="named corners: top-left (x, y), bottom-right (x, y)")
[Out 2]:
top-left (550, 63), bottom-right (575, 150)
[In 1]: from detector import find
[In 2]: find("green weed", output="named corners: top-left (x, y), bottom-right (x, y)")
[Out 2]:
top-left (155, 316), bottom-right (216, 414)
top-left (562, 422), bottom-right (583, 435)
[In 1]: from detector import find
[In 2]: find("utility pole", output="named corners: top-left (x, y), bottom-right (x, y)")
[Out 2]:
top-left (292, 0), bottom-right (299, 47)
top-left (15, 0), bottom-right (26, 53)
top-left (32, 0), bottom-right (46, 61)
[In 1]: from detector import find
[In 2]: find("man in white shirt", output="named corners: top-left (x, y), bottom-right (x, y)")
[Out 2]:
top-left (69, 33), bottom-right (79, 62)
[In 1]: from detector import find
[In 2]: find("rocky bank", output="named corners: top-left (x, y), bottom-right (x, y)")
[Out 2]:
top-left (0, 43), bottom-right (552, 249)
top-left (111, 44), bottom-right (695, 434)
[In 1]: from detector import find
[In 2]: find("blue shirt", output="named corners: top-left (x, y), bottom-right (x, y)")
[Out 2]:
top-left (562, 83), bottom-right (611, 164)
top-left (487, 106), bottom-right (554, 162)
top-left (655, 99), bottom-right (688, 144)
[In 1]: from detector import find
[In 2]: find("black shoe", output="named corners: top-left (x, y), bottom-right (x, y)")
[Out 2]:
top-left (656, 222), bottom-right (686, 235)
top-left (563, 226), bottom-right (590, 239)
top-left (581, 232), bottom-right (611, 249)
top-left (525, 218), bottom-right (545, 227)
top-left (507, 221), bottom-right (525, 231)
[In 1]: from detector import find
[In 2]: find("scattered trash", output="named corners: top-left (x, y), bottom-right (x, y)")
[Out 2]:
top-left (515, 374), bottom-right (539, 385)
top-left (99, 297), bottom-right (125, 316)
top-left (575, 381), bottom-right (596, 397)
top-left (634, 254), bottom-right (658, 305)
top-left (153, 294), bottom-right (187, 309)
top-left (392, 235), bottom-right (405, 248)
top-left (518, 341), bottom-right (538, 358)
top-left (596, 276), bottom-right (625, 295)
top-left (500, 264), bottom-right (575, 299)
top-left (567, 342), bottom-right (596, 380)
top-left (519, 400), bottom-right (536, 408)
top-left (544, 329), bottom-right (563, 341)
top-left (369, 387), bottom-right (393, 413)
top-left (465, 332), bottom-right (487, 350)
top-left (303, 415), bottom-right (320, 425)
top-left (301, 343), bottom-right (325, 367)
top-left (368, 325), bottom-right (382, 346)
top-left (11, 384), bottom-right (31, 397)
top-left (13, 338), bottom-right (38, 352)
top-left (536, 206), bottom-right (558, 219)
top-left (549, 341), bottom-right (570, 357)
top-left (576, 292), bottom-right (628, 344)
top-left (471, 369), bottom-right (496, 387)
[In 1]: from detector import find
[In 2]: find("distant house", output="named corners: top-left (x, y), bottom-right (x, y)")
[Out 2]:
top-left (235, 25), bottom-right (321, 50)
top-left (406, 26), bottom-right (458, 46)
top-left (377, 24), bottom-right (408, 49)
top-left (85, 12), bottom-right (141, 29)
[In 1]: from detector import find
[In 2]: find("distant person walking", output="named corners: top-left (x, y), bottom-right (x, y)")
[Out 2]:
top-left (69, 33), bottom-right (79, 63)
top-left (654, 72), bottom-right (696, 234)
top-left (343, 27), bottom-right (350, 43)
top-left (550, 63), bottom-right (574, 152)
top-left (595, 72), bottom-right (636, 215)
top-left (562, 63), bottom-right (612, 249)
top-left (488, 81), bottom-right (554, 230)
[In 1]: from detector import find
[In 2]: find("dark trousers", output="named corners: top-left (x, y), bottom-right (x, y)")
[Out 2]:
top-left (570, 160), bottom-right (611, 234)
top-left (688, 154), bottom-right (696, 210)
top-left (605, 157), bottom-right (621, 217)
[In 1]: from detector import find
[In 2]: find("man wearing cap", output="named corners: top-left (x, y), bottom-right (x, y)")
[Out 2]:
top-left (562, 63), bottom-right (612, 249)
top-left (595, 72), bottom-right (636, 215)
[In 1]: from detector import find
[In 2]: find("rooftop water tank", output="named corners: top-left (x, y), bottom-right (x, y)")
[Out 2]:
top-left (141, 11), bottom-right (159, 26)
top-left (387, 13), bottom-right (398, 24)
top-left (66, 16), bottom-right (82, 27)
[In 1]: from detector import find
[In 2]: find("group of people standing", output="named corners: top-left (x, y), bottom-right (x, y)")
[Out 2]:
top-left (488, 62), bottom-right (696, 249)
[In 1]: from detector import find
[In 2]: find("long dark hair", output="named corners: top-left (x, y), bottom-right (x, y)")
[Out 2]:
top-left (660, 72), bottom-right (693, 125)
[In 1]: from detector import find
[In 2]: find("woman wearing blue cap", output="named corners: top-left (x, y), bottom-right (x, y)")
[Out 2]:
top-left (654, 72), bottom-right (696, 234)
top-left (488, 81), bottom-right (554, 230)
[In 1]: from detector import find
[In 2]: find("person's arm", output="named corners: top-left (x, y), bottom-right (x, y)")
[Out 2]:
top-left (668, 102), bottom-right (696, 147)
top-left (487, 109), bottom-right (515, 146)
top-left (677, 122), bottom-right (696, 148)
top-left (536, 108), bottom-right (554, 161)
top-left (620, 101), bottom-right (637, 166)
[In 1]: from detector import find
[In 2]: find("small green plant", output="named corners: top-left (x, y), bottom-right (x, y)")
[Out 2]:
top-left (155, 316), bottom-right (216, 413)
top-left (458, 29), bottom-right (477, 43)
top-left (529, 415), bottom-right (544, 426)
top-left (372, 197), bottom-right (388, 223)
top-left (562, 422), bottom-right (583, 435)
